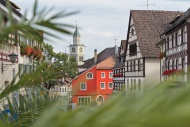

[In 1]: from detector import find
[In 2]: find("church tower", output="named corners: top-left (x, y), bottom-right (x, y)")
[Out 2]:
top-left (69, 24), bottom-right (85, 65)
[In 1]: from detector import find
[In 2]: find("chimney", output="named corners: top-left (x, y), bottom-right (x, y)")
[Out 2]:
top-left (94, 49), bottom-right (97, 64)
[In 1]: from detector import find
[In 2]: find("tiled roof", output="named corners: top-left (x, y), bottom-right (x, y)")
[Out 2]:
top-left (163, 8), bottom-right (189, 35)
top-left (130, 10), bottom-right (183, 57)
top-left (78, 47), bottom-right (116, 69)
top-left (97, 56), bottom-right (116, 69)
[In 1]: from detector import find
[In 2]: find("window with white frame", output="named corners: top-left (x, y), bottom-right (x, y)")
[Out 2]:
top-left (109, 72), bottom-right (113, 78)
top-left (86, 72), bottom-right (93, 79)
top-left (80, 83), bottom-right (87, 90)
top-left (101, 72), bottom-right (105, 78)
top-left (100, 82), bottom-right (105, 89)
top-left (109, 82), bottom-right (113, 89)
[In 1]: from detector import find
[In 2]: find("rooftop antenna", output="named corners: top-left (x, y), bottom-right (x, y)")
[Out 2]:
top-left (135, 0), bottom-right (155, 10)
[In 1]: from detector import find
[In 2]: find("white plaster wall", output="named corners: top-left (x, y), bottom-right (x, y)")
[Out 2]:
top-left (144, 58), bottom-right (160, 91)
top-left (125, 77), bottom-right (144, 98)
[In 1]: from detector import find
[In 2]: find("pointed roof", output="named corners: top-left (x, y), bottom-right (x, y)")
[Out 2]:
top-left (73, 26), bottom-right (80, 37)
top-left (128, 10), bottom-right (183, 57)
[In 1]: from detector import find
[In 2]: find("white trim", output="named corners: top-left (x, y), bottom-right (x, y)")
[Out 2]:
top-left (101, 72), bottom-right (105, 78)
top-left (100, 82), bottom-right (105, 89)
top-left (108, 82), bottom-right (113, 89)
top-left (109, 72), bottom-right (113, 78)
top-left (80, 82), bottom-right (87, 90)
top-left (86, 72), bottom-right (93, 79)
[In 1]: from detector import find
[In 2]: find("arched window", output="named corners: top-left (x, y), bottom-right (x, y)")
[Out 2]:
top-left (86, 72), bottom-right (93, 79)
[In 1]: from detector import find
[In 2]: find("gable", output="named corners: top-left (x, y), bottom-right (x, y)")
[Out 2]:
top-left (97, 56), bottom-right (116, 69)
top-left (125, 16), bottom-right (142, 60)
top-left (126, 10), bottom-right (183, 58)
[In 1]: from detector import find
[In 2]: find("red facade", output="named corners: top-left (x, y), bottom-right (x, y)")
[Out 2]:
top-left (72, 66), bottom-right (113, 106)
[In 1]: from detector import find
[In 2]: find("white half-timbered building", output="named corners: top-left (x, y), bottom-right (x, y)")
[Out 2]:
top-left (157, 8), bottom-right (190, 83)
top-left (125, 10), bottom-right (182, 96)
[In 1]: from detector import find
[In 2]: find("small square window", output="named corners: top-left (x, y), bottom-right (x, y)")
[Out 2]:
top-left (101, 72), bottom-right (105, 78)
top-left (80, 83), bottom-right (86, 90)
top-left (100, 82), bottom-right (105, 89)
top-left (109, 82), bottom-right (113, 89)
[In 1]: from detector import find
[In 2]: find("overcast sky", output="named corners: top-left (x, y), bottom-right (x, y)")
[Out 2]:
top-left (14, 0), bottom-right (190, 59)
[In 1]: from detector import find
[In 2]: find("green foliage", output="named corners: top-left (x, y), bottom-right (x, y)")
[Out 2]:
top-left (0, 0), bottom-right (77, 44)
top-left (41, 43), bottom-right (78, 89)
top-left (0, 63), bottom-right (64, 127)
top-left (31, 81), bottom-right (190, 127)
top-left (0, 0), bottom-right (77, 126)
top-left (3, 1), bottom-right (190, 127)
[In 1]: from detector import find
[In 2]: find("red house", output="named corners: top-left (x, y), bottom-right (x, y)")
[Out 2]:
top-left (72, 47), bottom-right (117, 106)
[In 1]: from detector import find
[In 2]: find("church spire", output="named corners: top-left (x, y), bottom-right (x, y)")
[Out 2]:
top-left (73, 21), bottom-right (80, 37)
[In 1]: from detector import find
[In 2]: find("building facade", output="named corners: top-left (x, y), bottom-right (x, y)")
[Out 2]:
top-left (124, 10), bottom-right (182, 96)
top-left (0, 0), bottom-right (43, 107)
top-left (157, 8), bottom-right (190, 83)
top-left (113, 40), bottom-right (127, 91)
top-left (72, 47), bottom-right (117, 106)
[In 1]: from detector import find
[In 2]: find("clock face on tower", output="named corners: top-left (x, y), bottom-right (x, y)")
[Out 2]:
top-left (72, 47), bottom-right (75, 52)
top-left (79, 47), bottom-right (83, 53)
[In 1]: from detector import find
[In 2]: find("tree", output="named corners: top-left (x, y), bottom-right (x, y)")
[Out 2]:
top-left (41, 44), bottom-right (78, 89)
